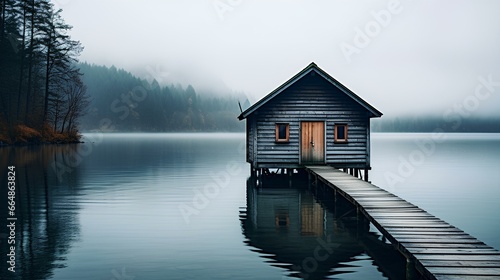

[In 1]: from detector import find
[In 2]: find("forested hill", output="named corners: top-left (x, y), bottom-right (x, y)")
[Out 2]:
top-left (78, 63), bottom-right (247, 132)
top-left (372, 116), bottom-right (500, 133)
top-left (78, 62), bottom-right (500, 133)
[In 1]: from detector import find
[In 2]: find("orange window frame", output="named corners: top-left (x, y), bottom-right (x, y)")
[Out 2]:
top-left (334, 123), bottom-right (348, 143)
top-left (275, 123), bottom-right (290, 143)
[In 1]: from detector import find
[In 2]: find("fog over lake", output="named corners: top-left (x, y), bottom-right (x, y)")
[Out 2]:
top-left (57, 1), bottom-right (500, 118)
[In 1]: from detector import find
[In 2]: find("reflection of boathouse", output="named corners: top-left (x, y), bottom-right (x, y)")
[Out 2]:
top-left (241, 180), bottom-right (405, 279)
top-left (241, 180), bottom-right (365, 279)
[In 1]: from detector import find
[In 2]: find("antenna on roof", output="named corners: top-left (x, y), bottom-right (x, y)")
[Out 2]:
top-left (238, 101), bottom-right (243, 113)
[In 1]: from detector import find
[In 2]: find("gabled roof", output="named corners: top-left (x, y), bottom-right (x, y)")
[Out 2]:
top-left (238, 62), bottom-right (383, 120)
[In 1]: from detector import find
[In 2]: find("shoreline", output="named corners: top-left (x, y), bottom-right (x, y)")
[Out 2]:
top-left (0, 123), bottom-right (84, 147)
top-left (0, 139), bottom-right (84, 147)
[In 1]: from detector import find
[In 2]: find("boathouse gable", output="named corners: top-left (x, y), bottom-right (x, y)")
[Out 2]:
top-left (239, 62), bottom-right (382, 171)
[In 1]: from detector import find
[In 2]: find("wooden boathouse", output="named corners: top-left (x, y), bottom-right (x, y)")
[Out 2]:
top-left (238, 62), bottom-right (382, 180)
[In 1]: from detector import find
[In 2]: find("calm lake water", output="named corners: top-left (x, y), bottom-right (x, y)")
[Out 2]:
top-left (1, 133), bottom-right (499, 280)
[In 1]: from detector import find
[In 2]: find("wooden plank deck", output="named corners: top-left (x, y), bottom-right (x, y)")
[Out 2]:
top-left (305, 165), bottom-right (500, 280)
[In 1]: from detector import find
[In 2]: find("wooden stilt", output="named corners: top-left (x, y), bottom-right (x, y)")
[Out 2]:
top-left (406, 258), bottom-right (418, 280)
top-left (315, 175), bottom-right (318, 195)
top-left (333, 189), bottom-right (337, 217)
top-left (257, 168), bottom-right (262, 187)
top-left (356, 206), bottom-right (362, 239)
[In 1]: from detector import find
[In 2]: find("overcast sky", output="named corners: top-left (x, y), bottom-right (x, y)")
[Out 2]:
top-left (55, 0), bottom-right (500, 117)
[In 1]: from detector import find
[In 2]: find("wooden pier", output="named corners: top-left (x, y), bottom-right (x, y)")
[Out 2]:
top-left (305, 165), bottom-right (500, 280)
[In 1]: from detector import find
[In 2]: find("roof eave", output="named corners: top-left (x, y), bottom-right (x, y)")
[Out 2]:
top-left (238, 63), bottom-right (319, 120)
top-left (238, 62), bottom-right (383, 120)
top-left (312, 65), bottom-right (383, 118)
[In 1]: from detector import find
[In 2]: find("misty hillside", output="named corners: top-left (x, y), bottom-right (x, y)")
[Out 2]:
top-left (77, 63), bottom-right (500, 133)
top-left (372, 116), bottom-right (500, 133)
top-left (78, 63), bottom-right (246, 132)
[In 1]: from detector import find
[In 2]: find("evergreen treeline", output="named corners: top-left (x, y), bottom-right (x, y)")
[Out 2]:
top-left (78, 63), bottom-right (246, 132)
top-left (0, 0), bottom-right (88, 144)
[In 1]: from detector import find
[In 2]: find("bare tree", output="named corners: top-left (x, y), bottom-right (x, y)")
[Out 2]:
top-left (60, 75), bottom-right (89, 134)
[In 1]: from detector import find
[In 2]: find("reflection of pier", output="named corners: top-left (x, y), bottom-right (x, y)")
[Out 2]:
top-left (241, 177), bottom-right (405, 279)
top-left (305, 166), bottom-right (500, 280)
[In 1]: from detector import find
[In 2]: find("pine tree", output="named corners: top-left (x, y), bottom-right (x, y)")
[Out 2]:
top-left (0, 0), bottom-right (88, 143)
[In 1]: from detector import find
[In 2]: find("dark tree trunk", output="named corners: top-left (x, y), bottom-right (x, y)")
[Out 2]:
top-left (25, 0), bottom-right (35, 124)
top-left (42, 30), bottom-right (51, 125)
top-left (17, 3), bottom-right (27, 122)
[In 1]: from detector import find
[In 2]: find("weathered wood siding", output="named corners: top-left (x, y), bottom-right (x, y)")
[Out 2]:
top-left (250, 73), bottom-right (370, 168)
top-left (246, 115), bottom-right (256, 164)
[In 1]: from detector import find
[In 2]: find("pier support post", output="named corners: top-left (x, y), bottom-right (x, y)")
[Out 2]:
top-left (257, 168), bottom-right (262, 187)
top-left (355, 206), bottom-right (362, 239)
top-left (364, 168), bottom-right (369, 182)
top-left (314, 174), bottom-right (318, 195)
top-left (334, 189), bottom-right (337, 216)
top-left (406, 257), bottom-right (418, 280)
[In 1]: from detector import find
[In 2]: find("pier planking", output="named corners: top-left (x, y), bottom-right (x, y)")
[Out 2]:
top-left (305, 165), bottom-right (500, 280)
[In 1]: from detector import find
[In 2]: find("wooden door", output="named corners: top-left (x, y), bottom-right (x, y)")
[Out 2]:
top-left (301, 122), bottom-right (324, 164)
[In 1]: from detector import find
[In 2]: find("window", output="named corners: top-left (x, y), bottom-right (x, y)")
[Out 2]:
top-left (334, 124), bottom-right (348, 143)
top-left (275, 123), bottom-right (290, 143)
